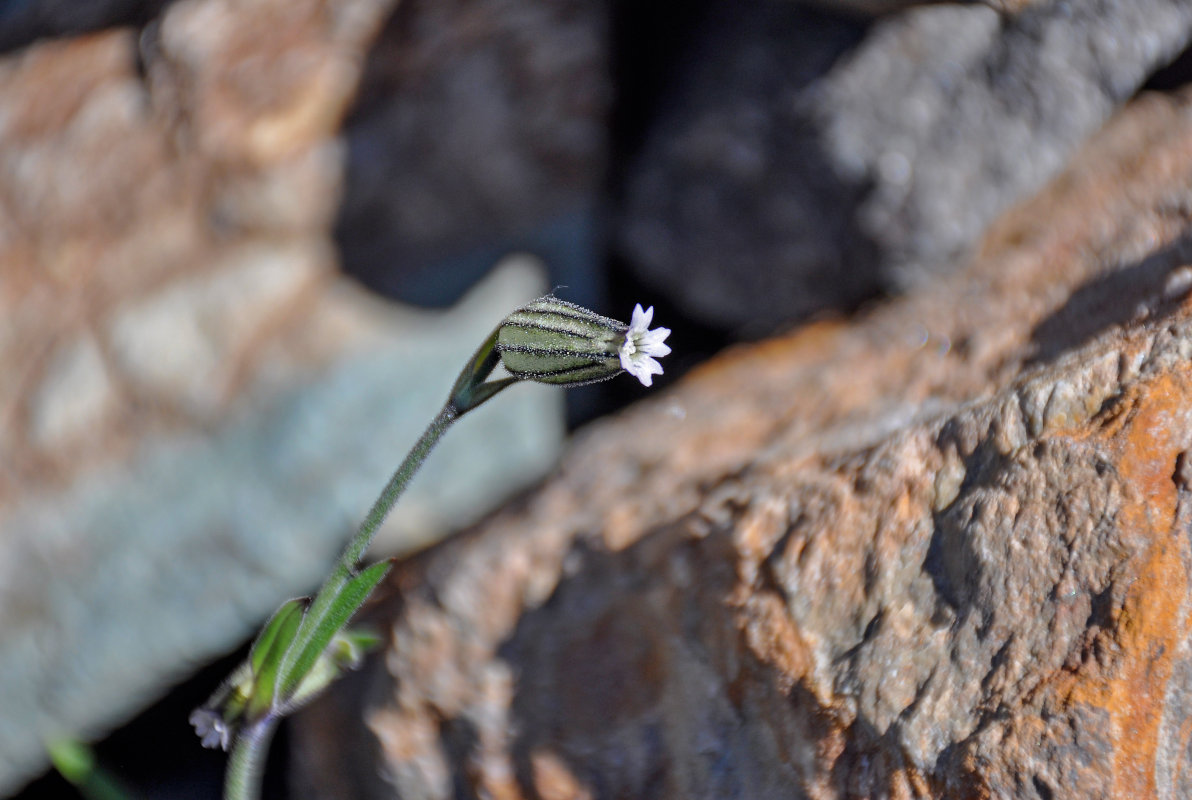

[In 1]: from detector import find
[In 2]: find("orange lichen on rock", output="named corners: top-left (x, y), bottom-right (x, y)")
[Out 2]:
top-left (1058, 368), bottom-right (1192, 797)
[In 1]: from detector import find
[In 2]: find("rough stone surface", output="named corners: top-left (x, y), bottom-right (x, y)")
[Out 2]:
top-left (0, 2), bottom-right (567, 793)
top-left (295, 90), bottom-right (1192, 798)
top-left (616, 0), bottom-right (1192, 332)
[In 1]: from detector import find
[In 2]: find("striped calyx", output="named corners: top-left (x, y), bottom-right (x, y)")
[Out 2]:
top-left (496, 296), bottom-right (628, 387)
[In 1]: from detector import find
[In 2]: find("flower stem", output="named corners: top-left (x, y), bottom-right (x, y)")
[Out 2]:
top-left (225, 718), bottom-right (278, 800)
top-left (222, 328), bottom-right (520, 800)
top-left (277, 404), bottom-right (460, 698)
top-left (343, 404), bottom-right (458, 568)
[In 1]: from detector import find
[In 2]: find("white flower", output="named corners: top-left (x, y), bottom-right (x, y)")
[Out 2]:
top-left (619, 304), bottom-right (671, 387)
top-left (190, 707), bottom-right (231, 751)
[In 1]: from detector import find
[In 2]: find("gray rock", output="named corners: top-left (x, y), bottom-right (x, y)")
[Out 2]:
top-left (335, 0), bottom-right (610, 301)
top-left (617, 0), bottom-right (1192, 331)
top-left (0, 260), bottom-right (564, 794)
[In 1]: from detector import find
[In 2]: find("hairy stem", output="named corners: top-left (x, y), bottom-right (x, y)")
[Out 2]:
top-left (225, 718), bottom-right (278, 800)
top-left (343, 404), bottom-right (458, 567)
top-left (227, 328), bottom-right (518, 798)
top-left (278, 405), bottom-right (459, 698)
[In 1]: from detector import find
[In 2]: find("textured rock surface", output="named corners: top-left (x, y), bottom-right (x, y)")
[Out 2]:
top-left (617, 0), bottom-right (1192, 331)
top-left (295, 89), bottom-right (1192, 798)
top-left (0, 2), bottom-right (566, 793)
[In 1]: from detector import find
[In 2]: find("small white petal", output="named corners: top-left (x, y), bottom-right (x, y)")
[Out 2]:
top-left (631, 303), bottom-right (656, 333)
top-left (639, 328), bottom-right (671, 357)
top-left (619, 347), bottom-right (635, 373)
top-left (632, 361), bottom-right (653, 386)
top-left (619, 303), bottom-right (670, 387)
top-left (640, 325), bottom-right (670, 344)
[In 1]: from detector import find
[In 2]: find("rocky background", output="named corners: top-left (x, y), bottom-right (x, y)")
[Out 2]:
top-left (8, 0), bottom-right (1192, 799)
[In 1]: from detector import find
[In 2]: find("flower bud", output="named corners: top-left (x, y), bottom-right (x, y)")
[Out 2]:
top-left (497, 296), bottom-right (672, 388)
top-left (496, 296), bottom-right (630, 387)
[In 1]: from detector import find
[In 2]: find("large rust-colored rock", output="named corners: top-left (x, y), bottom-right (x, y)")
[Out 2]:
top-left (293, 89), bottom-right (1192, 798)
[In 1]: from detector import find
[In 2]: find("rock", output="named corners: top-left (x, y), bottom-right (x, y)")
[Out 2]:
top-left (0, 1), bottom-right (569, 793)
top-left (104, 241), bottom-right (325, 415)
top-left (0, 0), bottom-right (161, 54)
top-left (28, 332), bottom-right (118, 450)
top-left (795, 0), bottom-right (1048, 17)
top-left (616, 0), bottom-right (1192, 332)
top-left (296, 89), bottom-right (1192, 798)
top-left (333, 0), bottom-right (610, 304)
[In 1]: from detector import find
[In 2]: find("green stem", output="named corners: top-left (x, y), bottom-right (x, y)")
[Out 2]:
top-left (337, 324), bottom-right (512, 574)
top-left (277, 332), bottom-right (517, 700)
top-left (225, 718), bottom-right (278, 800)
top-left (238, 328), bottom-right (520, 796)
top-left (277, 405), bottom-right (459, 697)
top-left (342, 404), bottom-right (457, 568)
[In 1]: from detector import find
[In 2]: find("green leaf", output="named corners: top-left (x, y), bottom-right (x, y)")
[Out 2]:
top-left (246, 598), bottom-right (308, 717)
top-left (278, 559), bottom-right (392, 699)
top-left (48, 738), bottom-right (137, 800)
top-left (47, 737), bottom-right (94, 784)
top-left (249, 598), bottom-right (307, 676)
top-left (282, 626), bottom-right (387, 713)
top-left (336, 629), bottom-right (382, 664)
top-left (450, 327), bottom-right (507, 412)
top-left (464, 376), bottom-right (517, 409)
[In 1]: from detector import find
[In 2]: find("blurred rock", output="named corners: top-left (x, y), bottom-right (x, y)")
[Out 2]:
top-left (0, 1), bottom-right (566, 793)
top-left (0, 0), bottom-right (169, 54)
top-left (334, 0), bottom-right (610, 305)
top-left (792, 0), bottom-right (973, 17)
top-left (793, 0), bottom-right (1046, 15)
top-left (617, 0), bottom-right (1192, 332)
top-left (295, 89), bottom-right (1192, 797)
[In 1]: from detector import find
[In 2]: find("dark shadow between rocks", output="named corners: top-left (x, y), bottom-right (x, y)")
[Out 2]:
top-left (331, 0), bottom-right (610, 311)
top-left (0, 0), bottom-right (177, 55)
top-left (612, 0), bottom-right (881, 336)
top-left (1029, 232), bottom-right (1192, 365)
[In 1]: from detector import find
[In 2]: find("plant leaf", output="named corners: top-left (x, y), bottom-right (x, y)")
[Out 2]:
top-left (278, 559), bottom-right (392, 699)
top-left (246, 598), bottom-right (308, 717)
top-left (249, 598), bottom-right (307, 676)
top-left (280, 626), bottom-right (381, 713)
top-left (450, 327), bottom-right (504, 411)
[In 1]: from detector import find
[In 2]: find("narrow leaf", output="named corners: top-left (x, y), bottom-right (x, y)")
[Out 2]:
top-left (249, 598), bottom-right (307, 676)
top-left (276, 567), bottom-right (350, 699)
top-left (279, 559), bottom-right (392, 698)
top-left (338, 629), bottom-right (383, 661)
top-left (450, 327), bottom-right (503, 411)
top-left (281, 626), bottom-right (387, 713)
top-left (48, 738), bottom-right (138, 800)
top-left (247, 598), bottom-right (308, 717)
top-left (464, 376), bottom-right (517, 410)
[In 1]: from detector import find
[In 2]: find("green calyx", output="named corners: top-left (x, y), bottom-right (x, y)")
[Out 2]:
top-left (496, 296), bottom-right (627, 387)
